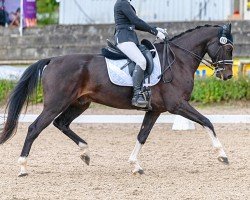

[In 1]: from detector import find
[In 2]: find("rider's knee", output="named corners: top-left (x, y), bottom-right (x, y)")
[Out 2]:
top-left (136, 56), bottom-right (147, 70)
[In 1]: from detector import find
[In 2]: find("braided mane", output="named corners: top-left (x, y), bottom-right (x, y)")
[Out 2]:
top-left (170, 24), bottom-right (221, 41)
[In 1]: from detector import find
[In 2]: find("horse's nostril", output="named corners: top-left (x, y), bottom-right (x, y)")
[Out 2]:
top-left (228, 75), bottom-right (233, 79)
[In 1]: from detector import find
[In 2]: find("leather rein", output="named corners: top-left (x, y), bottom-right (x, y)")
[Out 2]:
top-left (157, 38), bottom-right (234, 83)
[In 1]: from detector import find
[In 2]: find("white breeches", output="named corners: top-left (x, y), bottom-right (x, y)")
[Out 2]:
top-left (117, 42), bottom-right (147, 70)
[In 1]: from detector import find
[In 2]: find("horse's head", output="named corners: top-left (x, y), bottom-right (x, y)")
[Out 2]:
top-left (206, 24), bottom-right (234, 80)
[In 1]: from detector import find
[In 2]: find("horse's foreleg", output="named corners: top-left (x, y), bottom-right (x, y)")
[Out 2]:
top-left (18, 108), bottom-right (63, 177)
top-left (53, 101), bottom-right (91, 165)
top-left (129, 140), bottom-right (143, 174)
top-left (175, 100), bottom-right (228, 164)
top-left (129, 111), bottom-right (160, 174)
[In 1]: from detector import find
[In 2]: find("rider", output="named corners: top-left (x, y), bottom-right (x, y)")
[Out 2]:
top-left (114, 0), bottom-right (166, 108)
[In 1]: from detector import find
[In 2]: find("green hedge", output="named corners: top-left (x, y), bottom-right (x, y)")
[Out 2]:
top-left (0, 78), bottom-right (249, 105)
top-left (191, 77), bottom-right (250, 104)
top-left (0, 80), bottom-right (43, 105)
top-left (0, 80), bottom-right (15, 104)
top-left (37, 0), bottom-right (59, 25)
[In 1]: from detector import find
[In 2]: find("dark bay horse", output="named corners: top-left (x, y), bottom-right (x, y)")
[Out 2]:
top-left (0, 24), bottom-right (234, 176)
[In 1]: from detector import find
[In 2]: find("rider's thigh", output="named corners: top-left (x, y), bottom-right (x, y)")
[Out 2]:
top-left (117, 42), bottom-right (146, 70)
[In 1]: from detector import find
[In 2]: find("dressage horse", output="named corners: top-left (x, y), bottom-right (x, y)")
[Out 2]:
top-left (0, 24), bottom-right (234, 176)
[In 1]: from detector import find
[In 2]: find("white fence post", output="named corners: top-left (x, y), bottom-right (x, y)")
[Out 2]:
top-left (172, 115), bottom-right (195, 130)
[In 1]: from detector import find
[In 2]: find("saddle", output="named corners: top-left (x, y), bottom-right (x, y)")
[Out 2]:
top-left (101, 39), bottom-right (157, 110)
top-left (101, 39), bottom-right (156, 78)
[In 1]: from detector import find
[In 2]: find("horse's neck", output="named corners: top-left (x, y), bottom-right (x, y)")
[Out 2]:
top-left (169, 27), bottom-right (219, 71)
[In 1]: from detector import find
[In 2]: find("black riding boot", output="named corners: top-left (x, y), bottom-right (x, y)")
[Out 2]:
top-left (132, 65), bottom-right (148, 108)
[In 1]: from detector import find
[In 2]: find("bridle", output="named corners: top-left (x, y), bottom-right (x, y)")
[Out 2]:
top-left (206, 39), bottom-right (234, 75)
top-left (158, 32), bottom-right (234, 83)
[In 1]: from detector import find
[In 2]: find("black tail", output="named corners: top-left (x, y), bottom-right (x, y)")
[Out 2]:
top-left (0, 58), bottom-right (51, 144)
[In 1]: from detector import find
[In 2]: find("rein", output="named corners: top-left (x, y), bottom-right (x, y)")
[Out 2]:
top-left (159, 39), bottom-right (175, 83)
top-left (168, 40), bottom-right (214, 69)
top-left (158, 39), bottom-right (233, 82)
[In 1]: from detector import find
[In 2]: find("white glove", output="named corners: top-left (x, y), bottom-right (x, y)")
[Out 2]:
top-left (156, 30), bottom-right (166, 41)
top-left (156, 27), bottom-right (167, 34)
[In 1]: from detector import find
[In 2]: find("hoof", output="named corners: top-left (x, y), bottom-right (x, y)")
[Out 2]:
top-left (218, 157), bottom-right (229, 165)
top-left (80, 154), bottom-right (90, 166)
top-left (132, 169), bottom-right (144, 175)
top-left (18, 172), bottom-right (28, 177)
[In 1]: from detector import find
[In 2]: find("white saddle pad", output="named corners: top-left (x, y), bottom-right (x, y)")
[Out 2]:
top-left (105, 51), bottom-right (161, 87)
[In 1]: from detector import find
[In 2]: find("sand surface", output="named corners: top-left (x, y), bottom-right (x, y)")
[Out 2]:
top-left (0, 104), bottom-right (249, 200)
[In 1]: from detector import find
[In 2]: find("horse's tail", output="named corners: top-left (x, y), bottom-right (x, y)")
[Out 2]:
top-left (0, 58), bottom-right (52, 144)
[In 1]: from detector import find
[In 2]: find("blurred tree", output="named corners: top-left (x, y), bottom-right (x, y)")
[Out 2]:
top-left (37, 0), bottom-right (59, 25)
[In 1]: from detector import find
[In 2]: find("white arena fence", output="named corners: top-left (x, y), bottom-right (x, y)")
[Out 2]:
top-left (0, 66), bottom-right (27, 80)
top-left (0, 114), bottom-right (249, 124)
top-left (1, 114), bottom-right (249, 131)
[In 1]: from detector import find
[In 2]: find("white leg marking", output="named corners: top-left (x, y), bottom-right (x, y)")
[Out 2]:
top-left (205, 127), bottom-right (227, 158)
top-left (79, 142), bottom-right (90, 164)
top-left (79, 142), bottom-right (88, 149)
top-left (129, 140), bottom-right (143, 174)
top-left (18, 157), bottom-right (28, 176)
top-left (79, 142), bottom-right (89, 154)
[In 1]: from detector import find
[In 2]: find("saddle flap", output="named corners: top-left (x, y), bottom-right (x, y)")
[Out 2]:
top-left (141, 39), bottom-right (156, 58)
top-left (141, 39), bottom-right (155, 50)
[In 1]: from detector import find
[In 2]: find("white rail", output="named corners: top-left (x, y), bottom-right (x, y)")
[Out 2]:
top-left (0, 114), bottom-right (249, 124)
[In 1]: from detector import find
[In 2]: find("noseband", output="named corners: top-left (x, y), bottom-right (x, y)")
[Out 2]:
top-left (207, 40), bottom-right (234, 74)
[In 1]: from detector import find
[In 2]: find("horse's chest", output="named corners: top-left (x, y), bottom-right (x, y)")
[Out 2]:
top-left (183, 79), bottom-right (194, 91)
top-left (182, 79), bottom-right (194, 99)
top-left (172, 77), bottom-right (194, 100)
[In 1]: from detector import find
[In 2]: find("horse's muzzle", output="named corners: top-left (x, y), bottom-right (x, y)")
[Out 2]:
top-left (223, 74), bottom-right (233, 81)
top-left (216, 72), bottom-right (233, 81)
top-left (226, 75), bottom-right (233, 80)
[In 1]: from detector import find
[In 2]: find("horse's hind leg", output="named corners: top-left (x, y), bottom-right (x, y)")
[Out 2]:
top-left (18, 107), bottom-right (64, 177)
top-left (53, 100), bottom-right (91, 165)
top-left (174, 100), bottom-right (228, 164)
